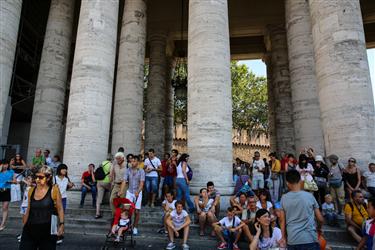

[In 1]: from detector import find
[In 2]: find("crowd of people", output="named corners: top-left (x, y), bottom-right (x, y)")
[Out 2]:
top-left (0, 146), bottom-right (375, 249)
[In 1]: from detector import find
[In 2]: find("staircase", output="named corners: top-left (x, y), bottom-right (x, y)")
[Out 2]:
top-left (2, 191), bottom-right (357, 250)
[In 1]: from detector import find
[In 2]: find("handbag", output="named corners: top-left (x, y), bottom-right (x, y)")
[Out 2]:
top-left (304, 180), bottom-right (319, 191)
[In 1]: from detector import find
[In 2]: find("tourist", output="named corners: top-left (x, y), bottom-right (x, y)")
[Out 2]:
top-left (280, 170), bottom-right (324, 250)
top-left (343, 157), bottom-right (361, 198)
top-left (0, 159), bottom-right (16, 231)
top-left (357, 197), bottom-right (375, 250)
top-left (164, 150), bottom-right (177, 196)
top-left (95, 158), bottom-right (112, 219)
top-left (285, 154), bottom-right (296, 172)
top-left (176, 153), bottom-right (195, 213)
top-left (17, 175), bottom-right (33, 243)
top-left (160, 191), bottom-right (177, 234)
top-left (251, 151), bottom-right (265, 195)
top-left (313, 155), bottom-right (330, 206)
top-left (249, 209), bottom-right (284, 250)
top-left (363, 162), bottom-right (375, 197)
top-left (144, 148), bottom-right (161, 208)
top-left (44, 149), bottom-right (53, 167)
top-left (322, 194), bottom-right (338, 226)
top-left (256, 189), bottom-right (273, 214)
top-left (306, 148), bottom-right (316, 168)
top-left (230, 192), bottom-right (248, 216)
top-left (19, 166), bottom-right (64, 250)
top-left (344, 190), bottom-right (368, 243)
top-left (327, 154), bottom-right (345, 214)
top-left (138, 154), bottom-right (145, 169)
top-left (110, 152), bottom-right (127, 213)
top-left (207, 181), bottom-right (221, 218)
top-left (165, 201), bottom-right (191, 250)
top-left (54, 164), bottom-right (74, 212)
top-left (126, 153), bottom-right (134, 169)
top-left (31, 148), bottom-right (45, 168)
top-left (117, 147), bottom-right (125, 153)
top-left (120, 155), bottom-right (145, 235)
top-left (159, 153), bottom-right (170, 200)
top-left (296, 154), bottom-right (314, 183)
top-left (9, 158), bottom-right (22, 203)
top-left (50, 155), bottom-right (62, 173)
top-left (263, 158), bottom-right (271, 190)
top-left (80, 163), bottom-right (97, 208)
top-left (269, 152), bottom-right (281, 203)
top-left (111, 205), bottom-right (130, 242)
top-left (233, 158), bottom-right (251, 194)
top-left (233, 158), bottom-right (244, 183)
top-left (212, 206), bottom-right (245, 250)
top-left (241, 196), bottom-right (258, 242)
top-left (12, 153), bottom-right (27, 174)
top-left (195, 188), bottom-right (216, 236)
top-left (236, 178), bottom-right (255, 198)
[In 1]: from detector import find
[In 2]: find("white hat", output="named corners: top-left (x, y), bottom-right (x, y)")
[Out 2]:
top-left (315, 155), bottom-right (325, 164)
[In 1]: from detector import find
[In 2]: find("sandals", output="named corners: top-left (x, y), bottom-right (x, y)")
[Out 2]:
top-left (0, 226), bottom-right (5, 231)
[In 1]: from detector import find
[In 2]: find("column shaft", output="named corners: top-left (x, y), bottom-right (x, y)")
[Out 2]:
top-left (63, 0), bottom-right (119, 182)
top-left (164, 58), bottom-right (174, 154)
top-left (144, 33), bottom-right (167, 156)
top-left (111, 0), bottom-right (147, 155)
top-left (285, 0), bottom-right (324, 154)
top-left (309, 0), bottom-right (375, 166)
top-left (188, 0), bottom-right (233, 194)
top-left (264, 54), bottom-right (277, 152)
top-left (27, 0), bottom-right (75, 161)
top-left (0, 0), bottom-right (22, 143)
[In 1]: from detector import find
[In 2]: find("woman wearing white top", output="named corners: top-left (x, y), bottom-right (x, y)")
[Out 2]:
top-left (176, 154), bottom-right (195, 213)
top-left (55, 164), bottom-right (74, 212)
top-left (296, 154), bottom-right (314, 182)
top-left (195, 188), bottom-right (217, 236)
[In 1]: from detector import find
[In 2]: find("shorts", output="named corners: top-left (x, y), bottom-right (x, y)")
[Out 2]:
top-left (115, 224), bottom-right (129, 231)
top-left (0, 188), bottom-right (11, 202)
top-left (126, 190), bottom-right (142, 210)
top-left (145, 176), bottom-right (158, 193)
top-left (252, 175), bottom-right (264, 190)
top-left (164, 176), bottom-right (174, 187)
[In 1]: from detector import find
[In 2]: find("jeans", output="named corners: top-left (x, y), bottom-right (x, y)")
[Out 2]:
top-left (145, 176), bottom-right (158, 193)
top-left (287, 242), bottom-right (320, 250)
top-left (270, 177), bottom-right (280, 203)
top-left (61, 198), bottom-right (67, 212)
top-left (176, 178), bottom-right (195, 213)
top-left (81, 184), bottom-right (97, 206)
top-left (252, 175), bottom-right (264, 190)
top-left (324, 213), bottom-right (337, 225)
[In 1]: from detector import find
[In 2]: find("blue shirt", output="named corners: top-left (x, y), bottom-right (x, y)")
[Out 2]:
top-left (0, 170), bottom-right (15, 189)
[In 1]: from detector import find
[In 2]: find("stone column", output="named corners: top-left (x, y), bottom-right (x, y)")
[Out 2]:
top-left (144, 33), bottom-right (167, 156)
top-left (285, 0), bottom-right (324, 155)
top-left (188, 0), bottom-right (233, 194)
top-left (309, 0), bottom-right (375, 166)
top-left (263, 53), bottom-right (277, 153)
top-left (266, 25), bottom-right (295, 154)
top-left (164, 58), bottom-right (175, 154)
top-left (27, 0), bottom-right (75, 161)
top-left (0, 0), bottom-right (22, 144)
top-left (111, 0), bottom-right (147, 155)
top-left (63, 0), bottom-right (119, 183)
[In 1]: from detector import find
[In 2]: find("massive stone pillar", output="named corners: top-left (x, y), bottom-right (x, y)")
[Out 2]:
top-left (309, 0), bottom-right (375, 166)
top-left (111, 0), bottom-right (147, 155)
top-left (0, 0), bottom-right (22, 144)
top-left (188, 0), bottom-right (233, 194)
top-left (285, 0), bottom-right (324, 155)
top-left (164, 58), bottom-right (174, 154)
top-left (27, 0), bottom-right (75, 161)
top-left (63, 0), bottom-right (119, 183)
top-left (144, 33), bottom-right (167, 156)
top-left (266, 25), bottom-right (295, 154)
top-left (263, 53), bottom-right (277, 153)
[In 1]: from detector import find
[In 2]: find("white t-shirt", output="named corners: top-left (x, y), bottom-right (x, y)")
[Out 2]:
top-left (296, 163), bottom-right (314, 182)
top-left (55, 176), bottom-right (69, 198)
top-left (162, 199), bottom-right (177, 212)
top-left (199, 198), bottom-right (214, 212)
top-left (170, 209), bottom-right (189, 228)
top-left (219, 216), bottom-right (241, 228)
top-left (144, 157), bottom-right (161, 177)
top-left (257, 227), bottom-right (282, 250)
top-left (252, 160), bottom-right (265, 178)
top-left (256, 201), bottom-right (273, 212)
top-left (363, 171), bottom-right (375, 188)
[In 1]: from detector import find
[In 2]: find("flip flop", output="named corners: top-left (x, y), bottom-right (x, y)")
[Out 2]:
top-left (0, 226), bottom-right (5, 231)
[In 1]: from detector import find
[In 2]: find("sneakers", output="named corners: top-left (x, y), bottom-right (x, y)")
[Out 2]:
top-left (56, 239), bottom-right (63, 245)
top-left (182, 243), bottom-right (190, 250)
top-left (217, 242), bottom-right (227, 250)
top-left (114, 236), bottom-right (120, 242)
top-left (17, 234), bottom-right (22, 243)
top-left (133, 227), bottom-right (138, 235)
top-left (151, 203), bottom-right (155, 208)
top-left (233, 243), bottom-right (240, 250)
top-left (166, 242), bottom-right (176, 250)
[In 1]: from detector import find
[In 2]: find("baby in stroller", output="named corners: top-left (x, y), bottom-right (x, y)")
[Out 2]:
top-left (112, 206), bottom-right (130, 242)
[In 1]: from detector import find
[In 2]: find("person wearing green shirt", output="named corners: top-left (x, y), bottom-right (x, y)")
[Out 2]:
top-left (95, 159), bottom-right (112, 219)
top-left (32, 148), bottom-right (45, 167)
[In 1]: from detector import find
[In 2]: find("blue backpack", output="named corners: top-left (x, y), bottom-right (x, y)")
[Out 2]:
top-left (187, 164), bottom-right (193, 181)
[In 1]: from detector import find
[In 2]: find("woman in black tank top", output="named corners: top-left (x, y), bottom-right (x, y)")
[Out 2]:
top-left (343, 158), bottom-right (361, 198)
top-left (19, 166), bottom-right (64, 250)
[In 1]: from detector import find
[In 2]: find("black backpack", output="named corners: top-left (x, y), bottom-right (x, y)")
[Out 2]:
top-left (94, 162), bottom-right (110, 181)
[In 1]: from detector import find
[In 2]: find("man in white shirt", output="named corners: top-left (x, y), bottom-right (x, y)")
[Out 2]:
top-left (363, 162), bottom-right (375, 197)
top-left (144, 148), bottom-right (161, 208)
top-left (251, 151), bottom-right (265, 195)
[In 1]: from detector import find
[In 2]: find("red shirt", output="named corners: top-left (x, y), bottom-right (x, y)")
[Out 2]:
top-left (166, 156), bottom-right (177, 177)
top-left (161, 160), bottom-right (168, 177)
top-left (81, 171), bottom-right (94, 184)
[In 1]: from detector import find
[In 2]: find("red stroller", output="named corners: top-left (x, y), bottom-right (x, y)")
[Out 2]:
top-left (101, 198), bottom-right (136, 250)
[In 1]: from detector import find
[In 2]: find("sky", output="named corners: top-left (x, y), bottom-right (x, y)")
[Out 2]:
top-left (240, 49), bottom-right (375, 106)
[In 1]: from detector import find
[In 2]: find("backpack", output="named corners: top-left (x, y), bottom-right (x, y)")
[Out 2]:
top-left (94, 162), bottom-right (110, 181)
top-left (187, 164), bottom-right (193, 181)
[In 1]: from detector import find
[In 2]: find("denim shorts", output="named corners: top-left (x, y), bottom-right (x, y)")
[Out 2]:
top-left (164, 176), bottom-right (174, 187)
top-left (145, 176), bottom-right (158, 193)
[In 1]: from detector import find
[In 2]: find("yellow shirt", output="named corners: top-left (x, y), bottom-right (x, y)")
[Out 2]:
top-left (271, 159), bottom-right (281, 172)
top-left (138, 162), bottom-right (144, 169)
top-left (344, 203), bottom-right (368, 226)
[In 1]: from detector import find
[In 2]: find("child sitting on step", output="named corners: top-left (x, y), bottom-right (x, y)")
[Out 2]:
top-left (322, 194), bottom-right (338, 226)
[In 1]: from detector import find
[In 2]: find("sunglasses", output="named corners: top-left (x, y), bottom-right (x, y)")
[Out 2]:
top-left (35, 175), bottom-right (48, 180)
top-left (349, 160), bottom-right (356, 163)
